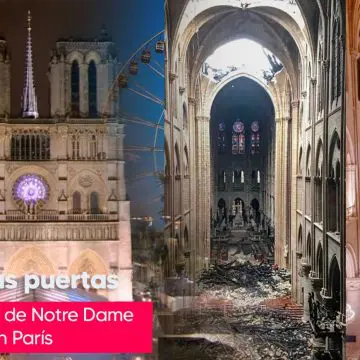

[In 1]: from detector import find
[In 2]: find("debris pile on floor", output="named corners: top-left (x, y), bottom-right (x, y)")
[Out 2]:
top-left (174, 305), bottom-right (311, 359)
top-left (197, 261), bottom-right (291, 303)
top-left (168, 260), bottom-right (312, 360)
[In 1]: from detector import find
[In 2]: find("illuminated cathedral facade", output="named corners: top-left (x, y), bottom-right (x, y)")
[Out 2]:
top-left (0, 11), bottom-right (132, 301)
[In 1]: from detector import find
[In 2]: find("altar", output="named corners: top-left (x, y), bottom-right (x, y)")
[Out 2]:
top-left (232, 201), bottom-right (244, 229)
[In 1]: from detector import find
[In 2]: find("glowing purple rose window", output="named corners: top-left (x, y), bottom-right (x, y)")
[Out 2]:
top-left (13, 174), bottom-right (49, 204)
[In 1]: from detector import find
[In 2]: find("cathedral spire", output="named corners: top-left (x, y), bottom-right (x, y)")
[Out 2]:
top-left (22, 10), bottom-right (38, 119)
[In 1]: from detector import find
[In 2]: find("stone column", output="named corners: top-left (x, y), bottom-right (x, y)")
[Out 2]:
top-left (274, 117), bottom-right (283, 266)
top-left (282, 116), bottom-right (290, 267)
top-left (310, 78), bottom-right (317, 272)
top-left (321, 59), bottom-right (330, 291)
top-left (196, 115), bottom-right (211, 273)
top-left (274, 115), bottom-right (290, 268)
top-left (188, 97), bottom-right (197, 281)
top-left (300, 262), bottom-right (311, 321)
top-left (290, 100), bottom-right (300, 301)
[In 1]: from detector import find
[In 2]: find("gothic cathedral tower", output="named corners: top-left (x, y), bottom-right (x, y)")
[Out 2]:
top-left (0, 11), bottom-right (132, 301)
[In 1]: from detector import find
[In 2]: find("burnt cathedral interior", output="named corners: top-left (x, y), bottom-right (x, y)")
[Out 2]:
top-left (163, 0), bottom-right (346, 358)
top-left (211, 77), bottom-right (275, 243)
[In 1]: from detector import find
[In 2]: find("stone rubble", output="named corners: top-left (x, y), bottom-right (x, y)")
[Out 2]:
top-left (173, 260), bottom-right (312, 360)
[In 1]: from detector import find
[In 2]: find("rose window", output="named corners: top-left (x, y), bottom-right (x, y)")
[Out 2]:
top-left (13, 174), bottom-right (49, 206)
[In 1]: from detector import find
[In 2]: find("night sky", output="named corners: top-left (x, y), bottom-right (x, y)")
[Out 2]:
top-left (0, 0), bottom-right (165, 229)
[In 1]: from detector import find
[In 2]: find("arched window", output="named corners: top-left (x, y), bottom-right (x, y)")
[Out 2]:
top-left (306, 145), bottom-right (311, 176)
top-left (232, 121), bottom-right (245, 155)
top-left (71, 60), bottom-right (80, 116)
top-left (88, 60), bottom-right (97, 117)
top-left (174, 143), bottom-right (181, 176)
top-left (257, 170), bottom-right (261, 184)
top-left (297, 225), bottom-right (302, 251)
top-left (90, 192), bottom-right (100, 214)
top-left (90, 134), bottom-right (97, 159)
top-left (250, 121), bottom-right (260, 155)
top-left (72, 134), bottom-right (80, 160)
top-left (217, 122), bottom-right (226, 154)
top-left (240, 171), bottom-right (244, 183)
top-left (298, 147), bottom-right (303, 175)
top-left (183, 103), bottom-right (188, 130)
top-left (184, 146), bottom-right (189, 176)
top-left (72, 191), bottom-right (81, 214)
top-left (328, 131), bottom-right (340, 232)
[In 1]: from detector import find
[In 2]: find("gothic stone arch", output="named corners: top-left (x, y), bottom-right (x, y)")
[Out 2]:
top-left (68, 169), bottom-right (107, 213)
top-left (6, 247), bottom-right (56, 276)
top-left (69, 249), bottom-right (108, 276)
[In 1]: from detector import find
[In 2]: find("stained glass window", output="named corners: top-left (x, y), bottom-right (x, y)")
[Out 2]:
top-left (13, 174), bottom-right (49, 204)
top-left (232, 134), bottom-right (239, 155)
top-left (251, 121), bottom-right (259, 132)
top-left (239, 134), bottom-right (245, 153)
top-left (232, 121), bottom-right (245, 155)
top-left (251, 121), bottom-right (260, 155)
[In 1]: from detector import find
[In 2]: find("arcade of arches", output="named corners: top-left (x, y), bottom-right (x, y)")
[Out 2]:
top-left (165, 0), bottom-right (345, 357)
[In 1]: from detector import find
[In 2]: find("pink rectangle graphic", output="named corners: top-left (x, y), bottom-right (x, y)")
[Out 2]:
top-left (0, 302), bottom-right (153, 353)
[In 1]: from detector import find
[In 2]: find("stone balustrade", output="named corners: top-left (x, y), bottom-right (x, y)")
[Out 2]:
top-left (3, 210), bottom-right (118, 222)
top-left (0, 221), bottom-right (120, 241)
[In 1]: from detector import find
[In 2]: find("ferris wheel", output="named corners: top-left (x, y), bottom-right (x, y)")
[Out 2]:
top-left (103, 31), bottom-right (165, 227)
